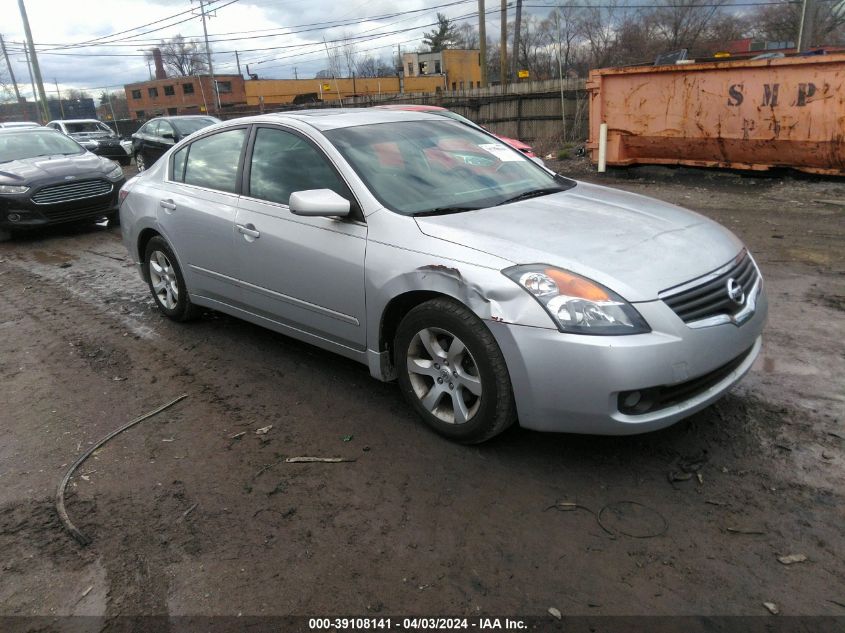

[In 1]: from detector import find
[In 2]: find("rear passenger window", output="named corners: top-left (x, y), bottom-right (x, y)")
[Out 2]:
top-left (183, 128), bottom-right (246, 194)
top-left (171, 147), bottom-right (187, 182)
top-left (248, 127), bottom-right (350, 206)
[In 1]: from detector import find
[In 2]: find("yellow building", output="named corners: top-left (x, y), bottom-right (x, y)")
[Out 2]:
top-left (245, 75), bottom-right (445, 107)
top-left (243, 49), bottom-right (482, 107)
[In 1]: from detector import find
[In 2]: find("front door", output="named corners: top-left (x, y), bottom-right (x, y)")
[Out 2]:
top-left (234, 125), bottom-right (367, 351)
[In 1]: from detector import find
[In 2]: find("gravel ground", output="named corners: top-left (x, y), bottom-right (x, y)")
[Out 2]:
top-left (0, 160), bottom-right (843, 626)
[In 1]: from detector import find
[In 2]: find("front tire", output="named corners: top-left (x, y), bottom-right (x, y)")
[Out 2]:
top-left (118, 156), bottom-right (130, 166)
top-left (144, 236), bottom-right (199, 321)
top-left (395, 298), bottom-right (516, 443)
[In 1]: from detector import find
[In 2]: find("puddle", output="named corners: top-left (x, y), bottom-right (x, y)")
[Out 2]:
top-left (31, 249), bottom-right (76, 265)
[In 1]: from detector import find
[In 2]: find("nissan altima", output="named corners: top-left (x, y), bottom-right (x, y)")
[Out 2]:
top-left (119, 110), bottom-right (766, 443)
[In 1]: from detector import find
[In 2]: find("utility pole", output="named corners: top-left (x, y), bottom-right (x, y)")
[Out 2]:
top-left (195, 0), bottom-right (221, 112)
top-left (23, 44), bottom-right (38, 118)
top-left (54, 79), bottom-right (65, 118)
top-left (511, 0), bottom-right (523, 81)
top-left (499, 0), bottom-right (507, 87)
top-left (797, 0), bottom-right (817, 52)
top-left (17, 0), bottom-right (50, 122)
top-left (478, 0), bottom-right (487, 87)
top-left (293, 67), bottom-right (298, 80)
top-left (0, 34), bottom-right (22, 102)
top-left (234, 50), bottom-right (242, 77)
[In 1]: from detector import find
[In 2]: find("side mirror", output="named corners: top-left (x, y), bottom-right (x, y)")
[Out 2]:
top-left (161, 132), bottom-right (175, 140)
top-left (289, 189), bottom-right (351, 217)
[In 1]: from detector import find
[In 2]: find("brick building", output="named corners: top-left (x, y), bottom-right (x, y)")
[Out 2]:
top-left (123, 74), bottom-right (247, 120)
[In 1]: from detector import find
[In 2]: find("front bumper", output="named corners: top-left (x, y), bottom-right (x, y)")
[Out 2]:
top-left (90, 145), bottom-right (128, 161)
top-left (1, 181), bottom-right (123, 229)
top-left (488, 286), bottom-right (767, 435)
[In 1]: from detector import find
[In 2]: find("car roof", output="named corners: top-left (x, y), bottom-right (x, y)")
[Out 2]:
top-left (48, 119), bottom-right (105, 124)
top-left (146, 115), bottom-right (220, 122)
top-left (217, 108), bottom-right (447, 132)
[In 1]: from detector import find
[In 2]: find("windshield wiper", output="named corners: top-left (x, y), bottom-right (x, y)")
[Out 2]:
top-left (413, 206), bottom-right (480, 217)
top-left (497, 187), bottom-right (564, 206)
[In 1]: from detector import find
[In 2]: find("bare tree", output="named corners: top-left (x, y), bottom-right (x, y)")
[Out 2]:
top-left (340, 32), bottom-right (358, 78)
top-left (355, 55), bottom-right (394, 78)
top-left (752, 0), bottom-right (845, 45)
top-left (454, 23), bottom-right (480, 49)
top-left (578, 0), bottom-right (624, 68)
top-left (149, 34), bottom-right (209, 77)
top-left (547, 3), bottom-right (581, 78)
top-left (650, 0), bottom-right (729, 51)
top-left (65, 88), bottom-right (91, 100)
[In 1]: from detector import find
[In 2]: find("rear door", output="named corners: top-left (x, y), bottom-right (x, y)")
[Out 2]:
top-left (156, 125), bottom-right (249, 305)
top-left (234, 125), bottom-right (367, 351)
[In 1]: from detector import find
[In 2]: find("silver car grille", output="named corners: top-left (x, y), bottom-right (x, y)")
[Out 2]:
top-left (32, 179), bottom-right (113, 205)
top-left (660, 250), bottom-right (759, 324)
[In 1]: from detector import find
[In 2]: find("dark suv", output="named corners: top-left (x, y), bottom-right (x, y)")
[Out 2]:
top-left (47, 119), bottom-right (131, 165)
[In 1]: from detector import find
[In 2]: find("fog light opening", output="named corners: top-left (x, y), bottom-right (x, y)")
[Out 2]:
top-left (623, 391), bottom-right (642, 409)
top-left (7, 213), bottom-right (21, 223)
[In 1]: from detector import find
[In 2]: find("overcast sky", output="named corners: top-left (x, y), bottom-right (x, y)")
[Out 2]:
top-left (0, 0), bottom-right (523, 100)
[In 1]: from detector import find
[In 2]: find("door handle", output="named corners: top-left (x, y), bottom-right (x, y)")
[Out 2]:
top-left (159, 199), bottom-right (177, 211)
top-left (236, 223), bottom-right (260, 238)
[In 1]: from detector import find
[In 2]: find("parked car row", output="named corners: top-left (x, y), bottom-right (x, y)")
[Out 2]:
top-left (116, 109), bottom-right (767, 443)
top-left (0, 127), bottom-right (124, 239)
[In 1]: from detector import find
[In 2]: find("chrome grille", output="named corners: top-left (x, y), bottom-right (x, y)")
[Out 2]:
top-left (32, 179), bottom-right (112, 205)
top-left (660, 251), bottom-right (759, 324)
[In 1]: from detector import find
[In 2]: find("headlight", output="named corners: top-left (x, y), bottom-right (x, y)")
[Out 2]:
top-left (0, 184), bottom-right (29, 195)
top-left (106, 165), bottom-right (124, 181)
top-left (504, 265), bottom-right (650, 335)
top-left (82, 140), bottom-right (100, 148)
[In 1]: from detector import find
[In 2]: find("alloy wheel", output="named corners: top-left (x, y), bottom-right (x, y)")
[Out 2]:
top-left (149, 250), bottom-right (179, 310)
top-left (406, 327), bottom-right (482, 425)
top-left (135, 153), bottom-right (145, 171)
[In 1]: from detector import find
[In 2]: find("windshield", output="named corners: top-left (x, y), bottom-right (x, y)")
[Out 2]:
top-left (171, 117), bottom-right (219, 136)
top-left (65, 121), bottom-right (112, 134)
top-left (324, 120), bottom-right (572, 215)
top-left (0, 130), bottom-right (84, 163)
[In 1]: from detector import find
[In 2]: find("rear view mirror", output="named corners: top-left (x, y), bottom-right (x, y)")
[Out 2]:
top-left (289, 189), bottom-right (351, 217)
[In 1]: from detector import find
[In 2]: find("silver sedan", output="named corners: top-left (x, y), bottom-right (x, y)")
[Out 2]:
top-left (119, 110), bottom-right (766, 443)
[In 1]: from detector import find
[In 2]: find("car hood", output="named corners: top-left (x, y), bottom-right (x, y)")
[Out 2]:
top-left (414, 181), bottom-right (744, 302)
top-left (0, 153), bottom-right (114, 184)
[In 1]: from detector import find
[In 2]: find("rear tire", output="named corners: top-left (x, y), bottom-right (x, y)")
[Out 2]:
top-left (135, 152), bottom-right (146, 171)
top-left (395, 297), bottom-right (516, 444)
top-left (144, 236), bottom-right (200, 322)
top-left (118, 156), bottom-right (130, 166)
top-left (0, 228), bottom-right (11, 243)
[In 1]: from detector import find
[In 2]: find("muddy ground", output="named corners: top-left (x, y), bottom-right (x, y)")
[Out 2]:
top-left (0, 160), bottom-right (843, 626)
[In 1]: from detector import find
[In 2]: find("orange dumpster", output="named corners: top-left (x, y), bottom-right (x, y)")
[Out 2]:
top-left (586, 54), bottom-right (845, 175)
